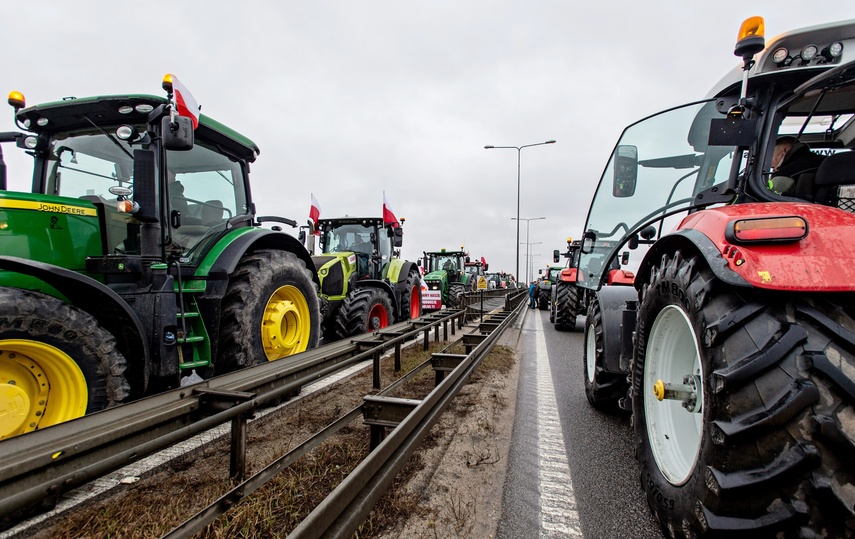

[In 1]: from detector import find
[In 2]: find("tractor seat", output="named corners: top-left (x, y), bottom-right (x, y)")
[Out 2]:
top-left (813, 151), bottom-right (855, 212)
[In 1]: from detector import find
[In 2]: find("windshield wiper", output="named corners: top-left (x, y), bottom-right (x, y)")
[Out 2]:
top-left (82, 114), bottom-right (133, 160)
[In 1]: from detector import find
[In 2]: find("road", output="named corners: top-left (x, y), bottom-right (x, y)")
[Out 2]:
top-left (497, 307), bottom-right (664, 539)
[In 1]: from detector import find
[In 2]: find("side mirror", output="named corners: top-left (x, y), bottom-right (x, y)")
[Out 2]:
top-left (298, 230), bottom-right (306, 244)
top-left (393, 227), bottom-right (403, 248)
top-left (538, 269), bottom-right (543, 275)
top-left (465, 256), bottom-right (470, 263)
top-left (581, 229), bottom-right (596, 254)
top-left (417, 258), bottom-right (423, 267)
top-left (161, 116), bottom-right (194, 151)
top-left (613, 145), bottom-right (638, 198)
top-left (628, 234), bottom-right (639, 250)
top-left (553, 249), bottom-right (560, 263)
top-left (484, 263), bottom-right (489, 271)
top-left (621, 251), bottom-right (630, 265)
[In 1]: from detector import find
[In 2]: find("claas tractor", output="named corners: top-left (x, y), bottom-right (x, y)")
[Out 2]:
top-left (311, 217), bottom-right (421, 339)
top-left (0, 76), bottom-right (321, 439)
top-left (577, 17), bottom-right (855, 537)
top-left (421, 249), bottom-right (486, 310)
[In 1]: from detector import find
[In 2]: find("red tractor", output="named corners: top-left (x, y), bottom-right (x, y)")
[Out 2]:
top-left (578, 17), bottom-right (855, 538)
top-left (551, 238), bottom-right (633, 330)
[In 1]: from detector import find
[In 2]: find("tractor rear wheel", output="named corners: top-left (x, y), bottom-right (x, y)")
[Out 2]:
top-left (554, 281), bottom-right (580, 330)
top-left (335, 288), bottom-right (394, 338)
top-left (449, 283), bottom-right (466, 309)
top-left (218, 250), bottom-right (320, 372)
top-left (0, 288), bottom-right (129, 439)
top-left (399, 270), bottom-right (422, 321)
top-left (634, 250), bottom-right (855, 538)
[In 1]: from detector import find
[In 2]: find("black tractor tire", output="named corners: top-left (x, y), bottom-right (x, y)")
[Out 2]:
top-left (334, 287), bottom-right (394, 338)
top-left (399, 269), bottom-right (422, 321)
top-left (583, 296), bottom-right (628, 409)
top-left (218, 250), bottom-right (320, 373)
top-left (449, 283), bottom-right (466, 309)
top-left (554, 281), bottom-right (580, 330)
top-left (0, 287), bottom-right (130, 438)
top-left (537, 291), bottom-right (550, 310)
top-left (633, 249), bottom-right (855, 538)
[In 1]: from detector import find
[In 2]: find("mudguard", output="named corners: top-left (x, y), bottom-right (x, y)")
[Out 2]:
top-left (559, 267), bottom-right (577, 282)
top-left (355, 279), bottom-right (399, 313)
top-left (662, 203), bottom-right (855, 292)
top-left (592, 285), bottom-right (639, 375)
top-left (201, 227), bottom-right (320, 286)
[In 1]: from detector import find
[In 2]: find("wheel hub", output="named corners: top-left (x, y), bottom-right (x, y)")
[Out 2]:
top-left (262, 285), bottom-right (311, 360)
top-left (653, 374), bottom-right (702, 413)
top-left (0, 382), bottom-right (31, 435)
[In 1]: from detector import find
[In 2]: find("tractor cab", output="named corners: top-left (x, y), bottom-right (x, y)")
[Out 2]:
top-left (317, 217), bottom-right (396, 280)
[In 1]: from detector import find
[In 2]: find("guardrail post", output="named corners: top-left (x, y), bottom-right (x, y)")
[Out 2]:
top-left (230, 413), bottom-right (249, 481)
top-left (434, 322), bottom-right (440, 343)
top-left (394, 341), bottom-right (402, 372)
top-left (423, 328), bottom-right (429, 350)
top-left (370, 425), bottom-right (385, 451)
top-left (373, 349), bottom-right (381, 390)
top-left (443, 320), bottom-right (448, 341)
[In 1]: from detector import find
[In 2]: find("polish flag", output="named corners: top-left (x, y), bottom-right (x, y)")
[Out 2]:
top-left (171, 76), bottom-right (200, 130)
top-left (309, 193), bottom-right (321, 235)
top-left (383, 191), bottom-right (399, 228)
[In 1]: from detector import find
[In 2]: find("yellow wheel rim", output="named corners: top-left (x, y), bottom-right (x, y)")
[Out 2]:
top-left (261, 285), bottom-right (311, 360)
top-left (0, 340), bottom-right (88, 439)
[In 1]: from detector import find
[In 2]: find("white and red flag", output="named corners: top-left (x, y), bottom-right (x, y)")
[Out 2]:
top-left (383, 191), bottom-right (399, 228)
top-left (171, 75), bottom-right (200, 130)
top-left (309, 193), bottom-right (321, 235)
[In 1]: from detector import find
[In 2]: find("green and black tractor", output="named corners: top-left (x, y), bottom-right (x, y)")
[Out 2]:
top-left (0, 76), bottom-right (321, 439)
top-left (311, 217), bottom-right (421, 339)
top-left (421, 249), bottom-right (485, 310)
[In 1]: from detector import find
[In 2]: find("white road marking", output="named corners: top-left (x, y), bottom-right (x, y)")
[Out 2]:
top-left (534, 312), bottom-right (583, 537)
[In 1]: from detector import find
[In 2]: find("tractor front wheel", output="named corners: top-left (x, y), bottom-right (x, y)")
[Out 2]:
top-left (0, 288), bottom-right (129, 439)
top-left (218, 250), bottom-right (320, 372)
top-left (449, 283), bottom-right (466, 309)
top-left (634, 250), bottom-right (855, 538)
top-left (335, 288), bottom-right (394, 338)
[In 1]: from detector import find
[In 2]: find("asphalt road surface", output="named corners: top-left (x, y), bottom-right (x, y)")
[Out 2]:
top-left (497, 307), bottom-right (664, 539)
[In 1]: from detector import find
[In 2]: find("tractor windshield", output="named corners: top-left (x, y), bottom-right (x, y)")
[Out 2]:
top-left (578, 100), bottom-right (736, 290)
top-left (429, 254), bottom-right (462, 274)
top-left (322, 224), bottom-right (375, 254)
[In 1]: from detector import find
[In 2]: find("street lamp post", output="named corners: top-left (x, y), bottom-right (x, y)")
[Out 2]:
top-left (521, 241), bottom-right (543, 284)
top-left (513, 217), bottom-right (545, 283)
top-left (485, 140), bottom-right (556, 285)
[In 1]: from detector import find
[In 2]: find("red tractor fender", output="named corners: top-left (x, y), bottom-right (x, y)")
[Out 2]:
top-left (666, 202), bottom-right (855, 292)
top-left (607, 269), bottom-right (635, 286)
top-left (558, 267), bottom-right (577, 282)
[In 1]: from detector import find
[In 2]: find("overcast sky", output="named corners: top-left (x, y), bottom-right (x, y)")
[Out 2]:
top-left (1, 2), bottom-right (844, 281)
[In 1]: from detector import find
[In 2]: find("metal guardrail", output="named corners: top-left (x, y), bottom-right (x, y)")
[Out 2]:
top-left (0, 309), bottom-right (465, 526)
top-left (290, 299), bottom-right (525, 538)
top-left (161, 298), bottom-right (523, 538)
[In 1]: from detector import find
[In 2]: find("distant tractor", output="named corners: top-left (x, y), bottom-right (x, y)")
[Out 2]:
top-left (312, 217), bottom-right (421, 339)
top-left (421, 249), bottom-right (485, 310)
top-left (551, 238), bottom-right (634, 330)
top-left (0, 76), bottom-right (321, 438)
top-left (536, 265), bottom-right (562, 310)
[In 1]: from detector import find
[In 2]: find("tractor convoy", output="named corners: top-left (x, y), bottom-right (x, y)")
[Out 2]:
top-left (576, 17), bottom-right (855, 538)
top-left (0, 76), bottom-right (321, 439)
top-left (4, 15), bottom-right (854, 539)
top-left (420, 249), bottom-right (486, 310)
top-left (310, 216), bottom-right (421, 339)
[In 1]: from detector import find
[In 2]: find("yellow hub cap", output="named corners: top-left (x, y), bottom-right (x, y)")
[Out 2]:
top-left (261, 285), bottom-right (311, 360)
top-left (0, 340), bottom-right (88, 439)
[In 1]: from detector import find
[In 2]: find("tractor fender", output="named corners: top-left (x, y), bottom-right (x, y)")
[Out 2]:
top-left (354, 279), bottom-right (399, 314)
top-left (393, 260), bottom-right (419, 284)
top-left (559, 267), bottom-right (577, 283)
top-left (204, 228), bottom-right (320, 286)
top-left (636, 228), bottom-right (750, 290)
top-left (591, 284), bottom-right (639, 375)
top-left (670, 203), bottom-right (855, 292)
top-left (0, 255), bottom-right (150, 390)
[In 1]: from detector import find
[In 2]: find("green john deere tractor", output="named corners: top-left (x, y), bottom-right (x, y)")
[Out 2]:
top-left (421, 249), bottom-right (485, 310)
top-left (311, 217), bottom-right (421, 339)
top-left (0, 76), bottom-right (321, 439)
